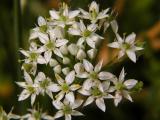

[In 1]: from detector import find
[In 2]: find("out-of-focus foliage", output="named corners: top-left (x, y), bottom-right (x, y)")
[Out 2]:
top-left (0, 0), bottom-right (160, 120)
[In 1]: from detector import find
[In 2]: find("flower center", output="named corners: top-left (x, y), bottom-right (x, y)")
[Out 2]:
top-left (91, 87), bottom-right (102, 97)
top-left (40, 79), bottom-right (50, 89)
top-left (60, 15), bottom-right (67, 22)
top-left (40, 25), bottom-right (47, 33)
top-left (30, 52), bottom-right (38, 61)
top-left (89, 71), bottom-right (98, 80)
top-left (115, 82), bottom-right (125, 90)
top-left (27, 86), bottom-right (35, 93)
top-left (62, 83), bottom-right (69, 92)
top-left (83, 30), bottom-right (91, 37)
top-left (63, 105), bottom-right (72, 114)
top-left (122, 43), bottom-right (131, 50)
top-left (91, 10), bottom-right (98, 20)
top-left (46, 41), bottom-right (55, 50)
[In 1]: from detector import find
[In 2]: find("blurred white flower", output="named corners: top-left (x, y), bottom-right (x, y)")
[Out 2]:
top-left (53, 99), bottom-right (83, 120)
top-left (68, 20), bottom-right (103, 48)
top-left (16, 71), bottom-right (39, 106)
top-left (49, 71), bottom-right (81, 103)
top-left (112, 68), bottom-right (138, 106)
top-left (79, 1), bottom-right (109, 23)
top-left (49, 3), bottom-right (80, 28)
top-left (108, 32), bottom-right (143, 62)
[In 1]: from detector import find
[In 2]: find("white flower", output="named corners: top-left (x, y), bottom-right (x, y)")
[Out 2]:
top-left (0, 107), bottom-right (20, 120)
top-left (34, 72), bottom-right (55, 99)
top-left (37, 31), bottom-right (68, 63)
top-left (112, 68), bottom-right (138, 106)
top-left (80, 82), bottom-right (113, 112)
top-left (68, 20), bottom-right (103, 48)
top-left (79, 1), bottom-right (109, 23)
top-left (49, 3), bottom-right (80, 28)
top-left (53, 99), bottom-right (83, 120)
top-left (75, 59), bottom-right (114, 90)
top-left (29, 16), bottom-right (49, 40)
top-left (108, 32), bottom-right (143, 62)
top-left (49, 71), bottom-right (81, 103)
top-left (21, 109), bottom-right (54, 120)
top-left (16, 71), bottom-right (40, 106)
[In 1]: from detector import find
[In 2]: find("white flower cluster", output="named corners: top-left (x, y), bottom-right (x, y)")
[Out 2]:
top-left (15, 1), bottom-right (143, 120)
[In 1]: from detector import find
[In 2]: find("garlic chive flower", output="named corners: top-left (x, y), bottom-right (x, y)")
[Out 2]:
top-left (68, 20), bottom-right (103, 48)
top-left (49, 3), bottom-right (80, 28)
top-left (53, 99), bottom-right (83, 120)
top-left (112, 68), bottom-right (138, 106)
top-left (17, 71), bottom-right (40, 106)
top-left (49, 71), bottom-right (81, 103)
top-left (79, 1), bottom-right (110, 23)
top-left (108, 32), bottom-right (143, 63)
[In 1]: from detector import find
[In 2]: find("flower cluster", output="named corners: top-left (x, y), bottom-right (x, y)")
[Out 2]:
top-left (15, 1), bottom-right (143, 120)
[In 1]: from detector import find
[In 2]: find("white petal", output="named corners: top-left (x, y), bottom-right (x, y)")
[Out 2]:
top-left (74, 63), bottom-right (84, 74)
top-left (77, 37), bottom-right (85, 46)
top-left (71, 110), bottom-right (83, 116)
top-left (111, 20), bottom-right (118, 33)
top-left (87, 24), bottom-right (97, 32)
top-left (135, 47), bottom-right (143, 51)
top-left (56, 39), bottom-right (68, 47)
top-left (55, 74), bottom-right (64, 85)
top-left (78, 89), bottom-right (90, 96)
top-left (116, 33), bottom-right (123, 43)
top-left (108, 42), bottom-right (120, 48)
top-left (83, 96), bottom-right (94, 106)
top-left (48, 84), bottom-right (61, 92)
top-left (124, 79), bottom-right (137, 89)
top-left (49, 10), bottom-right (60, 19)
top-left (102, 81), bottom-right (110, 91)
top-left (82, 79), bottom-right (93, 90)
top-left (16, 82), bottom-right (26, 88)
top-left (65, 92), bottom-right (75, 103)
top-left (31, 94), bottom-right (36, 106)
top-left (44, 51), bottom-right (52, 63)
top-left (79, 20), bottom-right (86, 32)
top-left (125, 33), bottom-right (136, 44)
top-left (94, 60), bottom-right (103, 73)
top-left (83, 59), bottom-right (93, 72)
top-left (68, 28), bottom-right (81, 36)
top-left (65, 114), bottom-right (71, 120)
top-left (69, 10), bottom-right (80, 19)
top-left (54, 48), bottom-right (63, 58)
top-left (126, 50), bottom-right (136, 63)
top-left (96, 98), bottom-right (106, 112)
top-left (118, 50), bottom-right (125, 59)
top-left (114, 92), bottom-right (122, 106)
top-left (18, 89), bottom-right (30, 101)
top-left (70, 84), bottom-right (81, 91)
top-left (52, 100), bottom-right (63, 110)
top-left (119, 67), bottom-right (125, 82)
top-left (98, 72), bottom-right (114, 80)
top-left (38, 16), bottom-right (46, 26)
top-left (37, 55), bottom-right (46, 64)
top-left (54, 110), bottom-right (64, 119)
top-left (65, 71), bottom-right (75, 85)
top-left (38, 32), bottom-right (49, 44)
top-left (56, 91), bottom-right (65, 101)
top-left (123, 90), bottom-right (133, 102)
top-left (72, 99), bottom-right (83, 109)
top-left (20, 50), bottom-right (29, 57)
top-left (76, 72), bottom-right (88, 78)
top-left (35, 72), bottom-right (46, 82)
top-left (86, 37), bottom-right (96, 48)
top-left (24, 71), bottom-right (33, 84)
top-left (79, 8), bottom-right (89, 16)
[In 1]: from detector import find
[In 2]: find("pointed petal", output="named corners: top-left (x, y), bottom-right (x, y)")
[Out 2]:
top-left (119, 67), bottom-right (125, 82)
top-left (108, 42), bottom-right (120, 48)
top-left (70, 84), bottom-right (81, 91)
top-left (52, 100), bottom-right (63, 110)
top-left (44, 50), bottom-right (52, 63)
top-left (65, 114), bottom-right (71, 120)
top-left (55, 74), bottom-right (64, 85)
top-left (31, 94), bottom-right (36, 106)
top-left (82, 79), bottom-right (93, 90)
top-left (86, 37), bottom-right (96, 48)
top-left (83, 59), bottom-right (93, 72)
top-left (24, 71), bottom-right (33, 84)
top-left (18, 89), bottom-right (30, 101)
top-left (65, 92), bottom-right (75, 103)
top-left (126, 50), bottom-right (136, 63)
top-left (71, 110), bottom-right (84, 116)
top-left (54, 110), bottom-right (64, 119)
top-left (125, 33), bottom-right (136, 44)
top-left (38, 16), bottom-right (46, 26)
top-left (49, 10), bottom-right (60, 19)
top-left (94, 60), bottom-right (103, 73)
top-left (56, 39), bottom-right (68, 47)
top-left (54, 48), bottom-right (63, 58)
top-left (68, 28), bottom-right (81, 36)
top-left (98, 72), bottom-right (114, 80)
top-left (37, 55), bottom-right (46, 64)
top-left (78, 89), bottom-right (90, 96)
top-left (38, 32), bottom-right (49, 44)
top-left (123, 90), bottom-right (133, 102)
top-left (72, 99), bottom-right (83, 109)
top-left (96, 98), bottom-right (106, 112)
top-left (111, 20), bottom-right (118, 33)
top-left (56, 91), bottom-right (65, 101)
top-left (114, 92), bottom-right (122, 106)
top-left (124, 79), bottom-right (137, 89)
top-left (48, 84), bottom-right (61, 92)
top-left (83, 96), bottom-right (94, 106)
top-left (65, 71), bottom-right (75, 85)
top-left (69, 10), bottom-right (80, 19)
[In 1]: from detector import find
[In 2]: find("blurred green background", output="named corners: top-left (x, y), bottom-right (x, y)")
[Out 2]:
top-left (0, 0), bottom-right (160, 119)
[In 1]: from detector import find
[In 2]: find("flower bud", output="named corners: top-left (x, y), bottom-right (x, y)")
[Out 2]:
top-left (76, 49), bottom-right (86, 60)
top-left (62, 67), bottom-right (70, 75)
top-left (87, 49), bottom-right (97, 59)
top-left (49, 59), bottom-right (58, 67)
top-left (63, 57), bottom-right (70, 64)
top-left (60, 45), bottom-right (68, 55)
top-left (54, 65), bottom-right (61, 74)
top-left (68, 44), bottom-right (78, 56)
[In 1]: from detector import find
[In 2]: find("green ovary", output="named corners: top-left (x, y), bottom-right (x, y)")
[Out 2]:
top-left (63, 105), bottom-right (72, 114)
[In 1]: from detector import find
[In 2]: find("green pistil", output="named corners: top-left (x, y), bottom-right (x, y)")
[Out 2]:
top-left (27, 86), bottom-right (35, 93)
top-left (122, 43), bottom-right (131, 50)
top-left (91, 87), bottom-right (102, 97)
top-left (89, 71), bottom-right (98, 80)
top-left (33, 111), bottom-right (41, 120)
top-left (62, 83), bottom-right (69, 92)
top-left (46, 41), bottom-right (55, 50)
top-left (63, 105), bottom-right (72, 114)
top-left (60, 15), bottom-right (67, 22)
top-left (83, 30), bottom-right (91, 37)
top-left (91, 10), bottom-right (97, 20)
top-left (115, 82), bottom-right (125, 90)
top-left (40, 79), bottom-right (49, 89)
top-left (30, 52), bottom-right (38, 61)
top-left (40, 25), bottom-right (47, 33)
